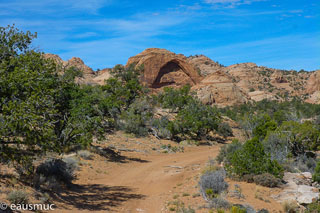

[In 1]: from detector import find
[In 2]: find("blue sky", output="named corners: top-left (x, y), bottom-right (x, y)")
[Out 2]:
top-left (0, 0), bottom-right (319, 70)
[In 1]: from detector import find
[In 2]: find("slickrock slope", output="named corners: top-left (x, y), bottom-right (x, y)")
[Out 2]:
top-left (43, 53), bottom-right (112, 85)
top-left (192, 70), bottom-right (249, 107)
top-left (126, 48), bottom-right (202, 88)
top-left (306, 70), bottom-right (320, 104)
top-left (187, 55), bottom-right (224, 77)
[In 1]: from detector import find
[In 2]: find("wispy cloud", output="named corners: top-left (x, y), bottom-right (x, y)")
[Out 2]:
top-left (204, 0), bottom-right (266, 8)
top-left (0, 0), bottom-right (112, 15)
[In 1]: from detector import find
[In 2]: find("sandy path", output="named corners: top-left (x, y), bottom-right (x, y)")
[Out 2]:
top-left (105, 146), bottom-right (221, 212)
top-left (56, 145), bottom-right (221, 212)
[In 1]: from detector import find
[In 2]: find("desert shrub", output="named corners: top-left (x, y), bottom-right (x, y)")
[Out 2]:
top-left (231, 204), bottom-right (256, 213)
top-left (119, 97), bottom-right (153, 136)
top-left (151, 117), bottom-right (172, 139)
top-left (217, 122), bottom-right (233, 138)
top-left (216, 139), bottom-right (242, 164)
top-left (0, 25), bottom-right (106, 167)
top-left (263, 132), bottom-right (290, 164)
top-left (282, 201), bottom-right (299, 213)
top-left (257, 209), bottom-right (269, 213)
top-left (199, 170), bottom-right (228, 201)
top-left (225, 137), bottom-right (284, 179)
top-left (293, 154), bottom-right (317, 173)
top-left (312, 161), bottom-right (320, 183)
top-left (253, 173), bottom-right (282, 187)
top-left (306, 201), bottom-right (320, 213)
top-left (77, 150), bottom-right (93, 160)
top-left (208, 197), bottom-right (231, 209)
top-left (242, 174), bottom-right (255, 183)
top-left (170, 100), bottom-right (221, 140)
top-left (231, 206), bottom-right (246, 213)
top-left (35, 158), bottom-right (78, 187)
top-left (278, 121), bottom-right (320, 154)
top-left (177, 206), bottom-right (196, 213)
top-left (202, 159), bottom-right (221, 174)
top-left (252, 114), bottom-right (277, 140)
top-left (156, 85), bottom-right (194, 111)
top-left (7, 190), bottom-right (29, 204)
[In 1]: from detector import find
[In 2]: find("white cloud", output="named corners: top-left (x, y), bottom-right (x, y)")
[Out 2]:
top-left (204, 0), bottom-right (266, 8)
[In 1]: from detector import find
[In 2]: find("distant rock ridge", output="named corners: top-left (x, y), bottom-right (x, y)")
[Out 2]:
top-left (43, 49), bottom-right (320, 106)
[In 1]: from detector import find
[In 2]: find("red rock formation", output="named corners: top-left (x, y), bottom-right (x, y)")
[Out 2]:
top-left (126, 48), bottom-right (202, 88)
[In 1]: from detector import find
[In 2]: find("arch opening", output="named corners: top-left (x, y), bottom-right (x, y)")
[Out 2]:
top-left (151, 61), bottom-right (193, 88)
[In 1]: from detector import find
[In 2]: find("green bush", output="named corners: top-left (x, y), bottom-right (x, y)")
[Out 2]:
top-left (217, 122), bottom-right (233, 138)
top-left (171, 100), bottom-right (221, 140)
top-left (312, 161), bottom-right (320, 183)
top-left (253, 173), bottom-right (282, 187)
top-left (35, 158), bottom-right (78, 187)
top-left (216, 139), bottom-right (242, 164)
top-left (199, 170), bottom-right (228, 201)
top-left (225, 137), bottom-right (284, 179)
top-left (151, 117), bottom-right (172, 139)
top-left (119, 97), bottom-right (153, 137)
top-left (278, 121), bottom-right (320, 154)
top-left (156, 85), bottom-right (194, 111)
top-left (7, 190), bottom-right (29, 204)
top-left (306, 201), bottom-right (320, 213)
top-left (252, 114), bottom-right (277, 139)
top-left (0, 25), bottom-right (105, 166)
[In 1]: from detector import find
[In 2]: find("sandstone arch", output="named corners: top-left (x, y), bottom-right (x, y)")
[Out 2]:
top-left (126, 48), bottom-right (201, 88)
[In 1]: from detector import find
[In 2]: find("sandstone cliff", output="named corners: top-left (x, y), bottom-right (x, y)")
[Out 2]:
top-left (44, 49), bottom-right (319, 106)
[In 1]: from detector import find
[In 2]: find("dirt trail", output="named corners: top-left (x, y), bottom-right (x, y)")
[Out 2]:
top-left (105, 146), bottom-right (221, 212)
top-left (56, 145), bottom-right (222, 213)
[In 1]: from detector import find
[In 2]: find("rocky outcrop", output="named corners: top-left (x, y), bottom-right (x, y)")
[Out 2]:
top-left (126, 48), bottom-right (202, 88)
top-left (43, 53), bottom-right (112, 85)
top-left (192, 70), bottom-right (249, 107)
top-left (187, 55), bottom-right (223, 77)
top-left (92, 68), bottom-right (112, 85)
top-left (272, 172), bottom-right (319, 205)
top-left (44, 49), bottom-right (319, 107)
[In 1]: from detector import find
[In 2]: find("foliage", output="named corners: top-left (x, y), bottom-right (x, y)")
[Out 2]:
top-left (100, 64), bottom-right (146, 125)
top-left (216, 139), bottom-right (242, 164)
top-left (253, 173), bottom-right (282, 187)
top-left (277, 121), bottom-right (320, 154)
top-left (199, 170), bottom-right (228, 201)
top-left (156, 85), bottom-right (194, 111)
top-left (306, 201), bottom-right (320, 213)
top-left (170, 100), bottom-right (221, 140)
top-left (263, 132), bottom-right (290, 164)
top-left (252, 114), bottom-right (277, 139)
top-left (225, 137), bottom-right (284, 178)
top-left (7, 190), bottom-right (29, 204)
top-left (0, 25), bottom-right (103, 166)
top-left (312, 161), bottom-right (320, 183)
top-left (35, 158), bottom-right (78, 187)
top-left (151, 117), bottom-right (172, 139)
top-left (217, 122), bottom-right (233, 138)
top-left (208, 198), bottom-right (231, 210)
top-left (119, 96), bottom-right (153, 136)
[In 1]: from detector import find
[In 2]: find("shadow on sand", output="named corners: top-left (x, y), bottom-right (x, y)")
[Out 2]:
top-left (52, 184), bottom-right (145, 211)
top-left (91, 146), bottom-right (150, 163)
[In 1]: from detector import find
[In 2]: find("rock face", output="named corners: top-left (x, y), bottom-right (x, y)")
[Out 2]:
top-left (43, 53), bottom-right (111, 85)
top-left (44, 49), bottom-right (320, 107)
top-left (272, 172), bottom-right (319, 205)
top-left (192, 70), bottom-right (249, 107)
top-left (187, 55), bottom-right (223, 77)
top-left (126, 48), bottom-right (202, 88)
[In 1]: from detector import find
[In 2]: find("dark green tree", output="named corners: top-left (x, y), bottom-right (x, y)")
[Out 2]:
top-left (0, 25), bottom-right (102, 167)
